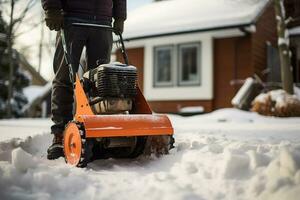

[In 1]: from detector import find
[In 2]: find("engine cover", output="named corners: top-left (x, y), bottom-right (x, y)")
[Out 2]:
top-left (83, 62), bottom-right (138, 114)
top-left (83, 62), bottom-right (137, 98)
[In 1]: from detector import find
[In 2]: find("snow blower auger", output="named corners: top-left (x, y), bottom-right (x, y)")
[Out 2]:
top-left (61, 23), bottom-right (174, 167)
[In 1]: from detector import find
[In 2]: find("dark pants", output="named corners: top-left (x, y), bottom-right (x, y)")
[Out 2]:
top-left (51, 19), bottom-right (112, 135)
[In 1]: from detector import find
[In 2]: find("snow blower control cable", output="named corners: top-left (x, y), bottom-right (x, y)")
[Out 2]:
top-left (60, 23), bottom-right (130, 86)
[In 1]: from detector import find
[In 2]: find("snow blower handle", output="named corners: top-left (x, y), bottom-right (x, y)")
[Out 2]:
top-left (72, 22), bottom-right (129, 65)
top-left (60, 30), bottom-right (75, 86)
top-left (60, 23), bottom-right (129, 85)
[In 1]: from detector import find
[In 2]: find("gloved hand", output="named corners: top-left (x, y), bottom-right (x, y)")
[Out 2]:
top-left (45, 9), bottom-right (63, 31)
top-left (113, 19), bottom-right (124, 34)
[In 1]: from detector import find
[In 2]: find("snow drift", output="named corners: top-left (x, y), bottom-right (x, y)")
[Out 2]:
top-left (0, 109), bottom-right (300, 200)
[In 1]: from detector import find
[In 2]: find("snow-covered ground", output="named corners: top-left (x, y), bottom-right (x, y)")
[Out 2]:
top-left (0, 109), bottom-right (300, 200)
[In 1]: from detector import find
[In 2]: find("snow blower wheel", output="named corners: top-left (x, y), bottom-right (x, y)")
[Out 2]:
top-left (63, 122), bottom-right (89, 167)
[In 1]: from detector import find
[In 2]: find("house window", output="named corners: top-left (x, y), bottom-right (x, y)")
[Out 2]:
top-left (154, 46), bottom-right (174, 87)
top-left (153, 42), bottom-right (201, 87)
top-left (179, 43), bottom-right (201, 86)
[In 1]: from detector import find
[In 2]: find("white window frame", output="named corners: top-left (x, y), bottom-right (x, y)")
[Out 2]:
top-left (178, 43), bottom-right (201, 86)
top-left (153, 45), bottom-right (175, 87)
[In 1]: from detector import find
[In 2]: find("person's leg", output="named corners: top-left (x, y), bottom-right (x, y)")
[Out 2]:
top-left (86, 27), bottom-right (113, 69)
top-left (50, 32), bottom-right (73, 135)
top-left (48, 24), bottom-right (87, 160)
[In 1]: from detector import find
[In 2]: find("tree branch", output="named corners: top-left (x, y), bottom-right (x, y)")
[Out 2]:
top-left (12, 0), bottom-right (37, 32)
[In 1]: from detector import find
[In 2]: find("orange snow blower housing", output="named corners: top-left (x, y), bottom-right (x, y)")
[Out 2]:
top-left (62, 23), bottom-right (174, 167)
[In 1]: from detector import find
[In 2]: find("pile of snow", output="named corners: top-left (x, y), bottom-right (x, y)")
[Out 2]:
top-left (0, 109), bottom-right (300, 200)
top-left (11, 148), bottom-right (38, 173)
top-left (179, 106), bottom-right (204, 114)
top-left (252, 89), bottom-right (300, 117)
top-left (124, 0), bottom-right (269, 39)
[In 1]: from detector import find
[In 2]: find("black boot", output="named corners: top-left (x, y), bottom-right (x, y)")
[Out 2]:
top-left (47, 134), bottom-right (64, 160)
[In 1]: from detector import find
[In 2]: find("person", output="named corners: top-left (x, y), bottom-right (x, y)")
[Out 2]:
top-left (41, 0), bottom-right (127, 160)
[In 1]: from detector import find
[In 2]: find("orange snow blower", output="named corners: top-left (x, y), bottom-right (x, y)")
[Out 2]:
top-left (61, 23), bottom-right (174, 167)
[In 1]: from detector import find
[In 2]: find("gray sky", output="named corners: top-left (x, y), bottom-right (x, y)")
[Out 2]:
top-left (128, 0), bottom-right (153, 11)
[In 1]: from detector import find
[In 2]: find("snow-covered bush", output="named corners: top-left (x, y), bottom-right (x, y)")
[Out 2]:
top-left (251, 90), bottom-right (300, 117)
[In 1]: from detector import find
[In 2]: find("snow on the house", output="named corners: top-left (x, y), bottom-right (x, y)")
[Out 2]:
top-left (23, 82), bottom-right (52, 104)
top-left (0, 109), bottom-right (300, 199)
top-left (289, 26), bottom-right (300, 36)
top-left (123, 0), bottom-right (269, 39)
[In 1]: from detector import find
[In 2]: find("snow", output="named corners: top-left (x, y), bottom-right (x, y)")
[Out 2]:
top-left (23, 82), bottom-right (51, 104)
top-left (278, 30), bottom-right (290, 46)
top-left (0, 118), bottom-right (52, 141)
top-left (254, 93), bottom-right (269, 103)
top-left (280, 0), bottom-right (286, 18)
top-left (22, 82), bottom-right (52, 114)
top-left (123, 0), bottom-right (270, 39)
top-left (278, 37), bottom-right (290, 46)
top-left (295, 86), bottom-right (300, 99)
top-left (289, 26), bottom-right (300, 36)
top-left (254, 89), bottom-right (300, 108)
top-left (179, 106), bottom-right (204, 113)
top-left (12, 148), bottom-right (37, 173)
top-left (1, 109), bottom-right (300, 200)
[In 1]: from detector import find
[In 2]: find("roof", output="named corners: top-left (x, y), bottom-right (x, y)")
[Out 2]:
top-left (22, 82), bottom-right (52, 115)
top-left (17, 51), bottom-right (47, 86)
top-left (23, 83), bottom-right (52, 105)
top-left (123, 0), bottom-right (270, 40)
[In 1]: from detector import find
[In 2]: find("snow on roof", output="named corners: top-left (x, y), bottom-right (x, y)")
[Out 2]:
top-left (23, 82), bottom-right (52, 105)
top-left (289, 26), bottom-right (300, 36)
top-left (123, 0), bottom-right (270, 40)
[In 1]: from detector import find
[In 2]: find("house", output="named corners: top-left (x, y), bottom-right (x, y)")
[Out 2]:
top-left (22, 82), bottom-right (51, 118)
top-left (18, 52), bottom-right (48, 86)
top-left (16, 51), bottom-right (51, 117)
top-left (285, 0), bottom-right (300, 85)
top-left (116, 0), bottom-right (277, 113)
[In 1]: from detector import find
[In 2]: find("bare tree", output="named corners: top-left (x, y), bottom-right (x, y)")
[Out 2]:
top-left (38, 11), bottom-right (45, 73)
top-left (274, 0), bottom-right (294, 94)
top-left (6, 0), bottom-right (15, 118)
top-left (4, 0), bottom-right (37, 117)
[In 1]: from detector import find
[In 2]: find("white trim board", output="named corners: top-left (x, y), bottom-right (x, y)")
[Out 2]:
top-left (123, 28), bottom-right (245, 49)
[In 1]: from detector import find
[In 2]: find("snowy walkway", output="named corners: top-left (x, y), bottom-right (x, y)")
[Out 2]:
top-left (0, 109), bottom-right (300, 200)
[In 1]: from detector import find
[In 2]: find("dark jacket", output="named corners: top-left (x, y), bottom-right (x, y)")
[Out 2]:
top-left (41, 0), bottom-right (126, 21)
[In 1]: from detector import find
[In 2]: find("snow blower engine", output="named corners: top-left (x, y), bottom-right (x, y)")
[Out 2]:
top-left (82, 63), bottom-right (137, 115)
top-left (61, 23), bottom-right (174, 167)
